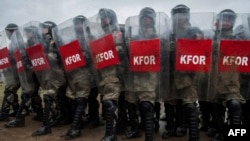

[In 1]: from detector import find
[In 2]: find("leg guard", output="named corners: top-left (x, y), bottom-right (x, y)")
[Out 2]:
top-left (226, 99), bottom-right (242, 125)
top-left (140, 101), bottom-right (155, 141)
top-left (32, 95), bottom-right (54, 136)
top-left (5, 93), bottom-right (30, 128)
top-left (0, 89), bottom-right (14, 121)
top-left (116, 91), bottom-right (128, 134)
top-left (123, 102), bottom-right (140, 139)
top-left (211, 103), bottom-right (225, 141)
top-left (162, 103), bottom-right (176, 139)
top-left (87, 87), bottom-right (100, 129)
top-left (64, 98), bottom-right (87, 140)
top-left (184, 103), bottom-right (200, 141)
top-left (154, 102), bottom-right (160, 132)
top-left (175, 100), bottom-right (187, 137)
top-left (102, 100), bottom-right (117, 141)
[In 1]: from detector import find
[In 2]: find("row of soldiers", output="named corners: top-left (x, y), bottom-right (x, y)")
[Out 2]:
top-left (0, 4), bottom-right (250, 141)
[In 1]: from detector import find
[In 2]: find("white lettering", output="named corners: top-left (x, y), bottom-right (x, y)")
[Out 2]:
top-left (228, 129), bottom-right (235, 136)
top-left (0, 57), bottom-right (9, 65)
top-left (241, 129), bottom-right (246, 136)
top-left (180, 55), bottom-right (206, 65)
top-left (222, 56), bottom-right (248, 66)
top-left (31, 57), bottom-right (45, 67)
top-left (16, 61), bottom-right (22, 69)
top-left (65, 54), bottom-right (82, 65)
top-left (96, 50), bottom-right (115, 63)
top-left (133, 55), bottom-right (156, 65)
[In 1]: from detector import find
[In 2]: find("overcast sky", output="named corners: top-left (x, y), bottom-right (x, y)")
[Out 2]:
top-left (0, 0), bottom-right (249, 30)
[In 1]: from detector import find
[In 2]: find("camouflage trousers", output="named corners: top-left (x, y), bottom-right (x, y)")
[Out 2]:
top-left (66, 68), bottom-right (92, 99)
top-left (126, 91), bottom-right (156, 104)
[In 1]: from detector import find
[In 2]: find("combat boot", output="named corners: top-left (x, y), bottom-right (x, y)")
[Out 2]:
top-left (123, 102), bottom-right (141, 139)
top-left (101, 100), bottom-right (117, 141)
top-left (211, 103), bottom-right (225, 141)
top-left (175, 100), bottom-right (187, 137)
top-left (5, 93), bottom-right (30, 128)
top-left (162, 103), bottom-right (176, 139)
top-left (9, 93), bottom-right (19, 117)
top-left (184, 103), bottom-right (200, 141)
top-left (140, 101), bottom-right (155, 141)
top-left (64, 98), bottom-right (87, 140)
top-left (32, 95), bottom-right (54, 136)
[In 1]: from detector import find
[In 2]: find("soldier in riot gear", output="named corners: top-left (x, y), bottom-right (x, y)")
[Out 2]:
top-left (210, 9), bottom-right (246, 141)
top-left (0, 24), bottom-right (20, 121)
top-left (5, 25), bottom-right (40, 128)
top-left (162, 4), bottom-right (200, 141)
top-left (124, 7), bottom-right (170, 141)
top-left (31, 21), bottom-right (67, 136)
top-left (85, 8), bottom-right (128, 141)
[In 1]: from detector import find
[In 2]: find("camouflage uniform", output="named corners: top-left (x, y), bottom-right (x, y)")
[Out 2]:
top-left (210, 9), bottom-right (246, 141)
top-left (0, 24), bottom-right (20, 121)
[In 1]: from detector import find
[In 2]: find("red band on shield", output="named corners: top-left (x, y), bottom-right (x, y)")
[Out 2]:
top-left (129, 38), bottom-right (160, 72)
top-left (26, 44), bottom-right (50, 71)
top-left (0, 47), bottom-right (11, 69)
top-left (59, 40), bottom-right (86, 72)
top-left (175, 39), bottom-right (212, 72)
top-left (218, 40), bottom-right (250, 72)
top-left (89, 34), bottom-right (119, 70)
top-left (14, 50), bottom-right (24, 73)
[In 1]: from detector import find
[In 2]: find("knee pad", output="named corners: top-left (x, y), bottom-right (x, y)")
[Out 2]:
top-left (226, 99), bottom-right (241, 112)
top-left (140, 101), bottom-right (154, 113)
top-left (103, 100), bottom-right (117, 113)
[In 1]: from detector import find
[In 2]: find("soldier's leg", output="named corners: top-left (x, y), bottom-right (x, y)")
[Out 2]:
top-left (87, 87), bottom-right (100, 129)
top-left (5, 93), bottom-right (30, 128)
top-left (211, 102), bottom-right (226, 141)
top-left (226, 99), bottom-right (242, 125)
top-left (32, 94), bottom-right (57, 136)
top-left (123, 92), bottom-right (140, 139)
top-left (154, 101), bottom-right (160, 132)
top-left (175, 99), bottom-right (187, 137)
top-left (140, 101), bottom-right (155, 141)
top-left (0, 89), bottom-right (14, 121)
top-left (31, 90), bottom-right (43, 121)
top-left (64, 97), bottom-right (88, 140)
top-left (162, 101), bottom-right (176, 139)
top-left (242, 100), bottom-right (250, 126)
top-left (199, 101), bottom-right (210, 131)
top-left (182, 86), bottom-right (200, 141)
top-left (9, 91), bottom-right (20, 117)
top-left (116, 90), bottom-right (128, 134)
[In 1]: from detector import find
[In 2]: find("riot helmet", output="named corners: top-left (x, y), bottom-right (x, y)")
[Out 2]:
top-left (5, 23), bottom-right (18, 39)
top-left (216, 9), bottom-right (236, 31)
top-left (171, 4), bottom-right (191, 34)
top-left (139, 7), bottom-right (156, 28)
top-left (39, 21), bottom-right (57, 37)
top-left (98, 8), bottom-right (119, 33)
top-left (73, 15), bottom-right (87, 34)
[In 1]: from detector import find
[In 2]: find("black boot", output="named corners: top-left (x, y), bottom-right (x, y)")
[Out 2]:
top-left (64, 98), bottom-right (87, 140)
top-left (154, 102), bottom-right (160, 132)
top-left (101, 100), bottom-right (117, 141)
top-left (32, 95), bottom-right (54, 136)
top-left (211, 103), bottom-right (225, 141)
top-left (5, 93), bottom-right (30, 128)
top-left (162, 103), bottom-right (176, 139)
top-left (0, 89), bottom-right (14, 121)
top-left (175, 100), bottom-right (187, 137)
top-left (116, 91), bottom-right (128, 134)
top-left (140, 101), bottom-right (155, 141)
top-left (199, 101), bottom-right (210, 131)
top-left (31, 94), bottom-right (43, 121)
top-left (123, 102), bottom-right (140, 139)
top-left (87, 87), bottom-right (100, 129)
top-left (184, 103), bottom-right (200, 141)
top-left (9, 92), bottom-right (19, 117)
top-left (226, 99), bottom-right (242, 125)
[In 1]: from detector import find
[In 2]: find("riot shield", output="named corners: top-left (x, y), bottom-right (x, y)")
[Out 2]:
top-left (84, 9), bottom-right (129, 95)
top-left (19, 21), bottom-right (66, 94)
top-left (172, 12), bottom-right (215, 101)
top-left (210, 13), bottom-right (250, 102)
top-left (124, 12), bottom-right (170, 101)
top-left (10, 25), bottom-right (38, 95)
top-left (53, 17), bottom-right (95, 96)
top-left (0, 30), bottom-right (20, 90)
